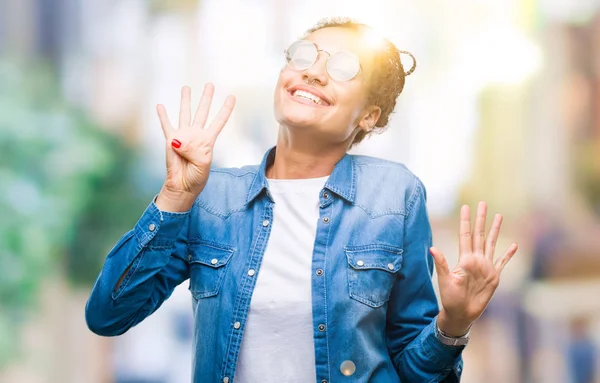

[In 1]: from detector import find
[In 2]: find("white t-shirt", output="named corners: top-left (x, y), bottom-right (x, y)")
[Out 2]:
top-left (235, 176), bottom-right (329, 383)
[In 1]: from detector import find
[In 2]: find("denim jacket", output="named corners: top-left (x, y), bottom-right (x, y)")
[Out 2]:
top-left (85, 147), bottom-right (464, 382)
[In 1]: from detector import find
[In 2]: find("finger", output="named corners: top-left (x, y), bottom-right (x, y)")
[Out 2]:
top-left (485, 214), bottom-right (503, 260)
top-left (156, 104), bottom-right (173, 138)
top-left (458, 205), bottom-right (472, 258)
top-left (430, 247), bottom-right (450, 279)
top-left (179, 86), bottom-right (192, 128)
top-left (192, 83), bottom-right (215, 128)
top-left (473, 201), bottom-right (487, 255)
top-left (169, 136), bottom-right (192, 162)
top-left (495, 242), bottom-right (518, 272)
top-left (208, 95), bottom-right (236, 137)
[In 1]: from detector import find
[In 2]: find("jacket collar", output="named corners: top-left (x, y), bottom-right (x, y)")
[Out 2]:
top-left (245, 146), bottom-right (356, 204)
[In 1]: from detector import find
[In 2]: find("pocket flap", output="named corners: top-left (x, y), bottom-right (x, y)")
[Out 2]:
top-left (188, 242), bottom-right (235, 268)
top-left (345, 244), bottom-right (403, 273)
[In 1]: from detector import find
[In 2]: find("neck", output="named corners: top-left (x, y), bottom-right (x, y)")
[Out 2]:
top-left (266, 125), bottom-right (351, 179)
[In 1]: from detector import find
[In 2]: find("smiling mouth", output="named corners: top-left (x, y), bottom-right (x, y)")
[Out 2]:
top-left (289, 89), bottom-right (331, 106)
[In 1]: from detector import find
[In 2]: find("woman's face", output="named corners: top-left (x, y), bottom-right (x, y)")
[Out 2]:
top-left (273, 27), bottom-right (380, 145)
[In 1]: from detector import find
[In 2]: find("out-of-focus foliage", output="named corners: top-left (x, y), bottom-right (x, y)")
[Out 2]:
top-left (0, 60), bottom-right (150, 366)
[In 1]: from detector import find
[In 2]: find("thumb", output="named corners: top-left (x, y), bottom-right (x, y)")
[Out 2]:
top-left (170, 137), bottom-right (193, 161)
top-left (430, 246), bottom-right (450, 279)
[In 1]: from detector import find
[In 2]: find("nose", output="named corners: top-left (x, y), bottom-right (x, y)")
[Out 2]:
top-left (303, 51), bottom-right (329, 86)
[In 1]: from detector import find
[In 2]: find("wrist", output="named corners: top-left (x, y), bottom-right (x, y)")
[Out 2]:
top-left (437, 310), bottom-right (473, 337)
top-left (155, 188), bottom-right (197, 212)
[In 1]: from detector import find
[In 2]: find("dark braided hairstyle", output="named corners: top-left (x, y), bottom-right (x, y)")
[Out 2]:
top-left (303, 17), bottom-right (416, 147)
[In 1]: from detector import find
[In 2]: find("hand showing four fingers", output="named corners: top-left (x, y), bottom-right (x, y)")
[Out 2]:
top-left (155, 84), bottom-right (235, 212)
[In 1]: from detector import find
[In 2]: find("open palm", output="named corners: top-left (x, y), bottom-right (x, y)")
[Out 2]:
top-left (430, 202), bottom-right (518, 333)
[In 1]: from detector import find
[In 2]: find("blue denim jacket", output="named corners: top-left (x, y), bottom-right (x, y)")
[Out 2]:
top-left (86, 147), bottom-right (463, 382)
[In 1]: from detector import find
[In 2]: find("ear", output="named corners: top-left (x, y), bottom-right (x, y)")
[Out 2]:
top-left (358, 105), bottom-right (382, 133)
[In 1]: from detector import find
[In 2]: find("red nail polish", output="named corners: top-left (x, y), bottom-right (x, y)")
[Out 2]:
top-left (171, 139), bottom-right (181, 149)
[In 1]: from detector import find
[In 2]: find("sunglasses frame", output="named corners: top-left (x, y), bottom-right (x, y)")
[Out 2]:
top-left (283, 40), bottom-right (362, 82)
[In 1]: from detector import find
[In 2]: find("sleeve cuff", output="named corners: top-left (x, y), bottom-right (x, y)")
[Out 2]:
top-left (133, 198), bottom-right (190, 248)
top-left (421, 316), bottom-right (465, 366)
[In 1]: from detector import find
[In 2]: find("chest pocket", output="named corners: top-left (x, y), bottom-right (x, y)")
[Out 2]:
top-left (188, 242), bottom-right (235, 300)
top-left (345, 244), bottom-right (403, 308)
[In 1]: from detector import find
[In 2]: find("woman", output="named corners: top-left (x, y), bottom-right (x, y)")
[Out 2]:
top-left (86, 18), bottom-right (518, 382)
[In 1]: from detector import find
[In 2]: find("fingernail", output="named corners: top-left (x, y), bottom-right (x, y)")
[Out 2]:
top-left (171, 139), bottom-right (181, 149)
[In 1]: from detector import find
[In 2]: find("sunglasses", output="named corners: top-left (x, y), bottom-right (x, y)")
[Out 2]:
top-left (284, 40), bottom-right (362, 82)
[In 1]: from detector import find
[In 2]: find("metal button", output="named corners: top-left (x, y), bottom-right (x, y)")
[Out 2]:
top-left (356, 260), bottom-right (364, 267)
top-left (318, 324), bottom-right (325, 332)
top-left (340, 360), bottom-right (356, 376)
top-left (316, 269), bottom-right (323, 276)
top-left (234, 321), bottom-right (241, 329)
top-left (262, 219), bottom-right (270, 227)
top-left (210, 258), bottom-right (218, 265)
top-left (248, 269), bottom-right (256, 277)
top-left (223, 377), bottom-right (230, 383)
top-left (148, 223), bottom-right (156, 231)
top-left (387, 263), bottom-right (395, 271)
top-left (323, 192), bottom-right (329, 199)
top-left (187, 254), bottom-right (192, 261)
top-left (321, 380), bottom-right (328, 383)
top-left (323, 217), bottom-right (330, 223)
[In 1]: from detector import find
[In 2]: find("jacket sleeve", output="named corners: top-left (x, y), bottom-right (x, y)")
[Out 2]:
top-left (386, 179), bottom-right (464, 382)
top-left (85, 199), bottom-right (191, 336)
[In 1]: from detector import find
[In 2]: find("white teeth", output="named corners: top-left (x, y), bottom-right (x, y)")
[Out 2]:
top-left (292, 89), bottom-right (325, 105)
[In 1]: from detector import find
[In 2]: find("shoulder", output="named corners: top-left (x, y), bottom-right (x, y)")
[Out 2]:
top-left (350, 154), bottom-right (426, 217)
top-left (192, 164), bottom-right (260, 217)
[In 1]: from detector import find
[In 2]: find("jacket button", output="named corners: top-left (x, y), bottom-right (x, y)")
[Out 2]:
top-left (223, 377), bottom-right (230, 383)
top-left (316, 269), bottom-right (323, 276)
top-left (211, 258), bottom-right (218, 265)
top-left (148, 223), bottom-right (156, 231)
top-left (318, 324), bottom-right (325, 332)
top-left (323, 192), bottom-right (329, 199)
top-left (262, 219), bottom-right (270, 227)
top-left (248, 269), bottom-right (256, 276)
top-left (233, 321), bottom-right (241, 329)
top-left (387, 263), bottom-right (395, 271)
top-left (356, 260), bottom-right (364, 267)
top-left (321, 380), bottom-right (328, 383)
top-left (340, 360), bottom-right (356, 376)
top-left (323, 217), bottom-right (330, 223)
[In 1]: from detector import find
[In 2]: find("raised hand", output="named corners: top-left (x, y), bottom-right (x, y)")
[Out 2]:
top-left (155, 84), bottom-right (235, 212)
top-left (429, 202), bottom-right (519, 336)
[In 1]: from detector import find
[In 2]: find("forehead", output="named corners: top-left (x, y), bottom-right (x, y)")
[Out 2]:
top-left (306, 27), bottom-right (370, 56)
top-left (305, 27), bottom-right (377, 74)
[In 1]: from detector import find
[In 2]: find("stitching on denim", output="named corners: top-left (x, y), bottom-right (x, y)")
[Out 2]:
top-left (196, 200), bottom-right (247, 219)
top-left (189, 261), bottom-right (229, 300)
top-left (345, 244), bottom-right (404, 307)
top-left (187, 241), bottom-right (235, 300)
top-left (350, 154), bottom-right (356, 201)
top-left (220, 203), bottom-right (271, 379)
top-left (405, 178), bottom-right (423, 217)
top-left (345, 244), bottom-right (404, 254)
top-left (187, 240), bottom-right (236, 252)
top-left (146, 244), bottom-right (172, 250)
top-left (111, 248), bottom-right (145, 300)
top-left (323, 203), bottom-right (333, 382)
top-left (160, 210), bottom-right (188, 219)
top-left (353, 203), bottom-right (407, 218)
top-left (211, 168), bottom-right (256, 177)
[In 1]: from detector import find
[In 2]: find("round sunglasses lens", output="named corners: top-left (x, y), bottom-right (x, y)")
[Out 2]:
top-left (286, 41), bottom-right (317, 70)
top-left (327, 51), bottom-right (360, 81)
